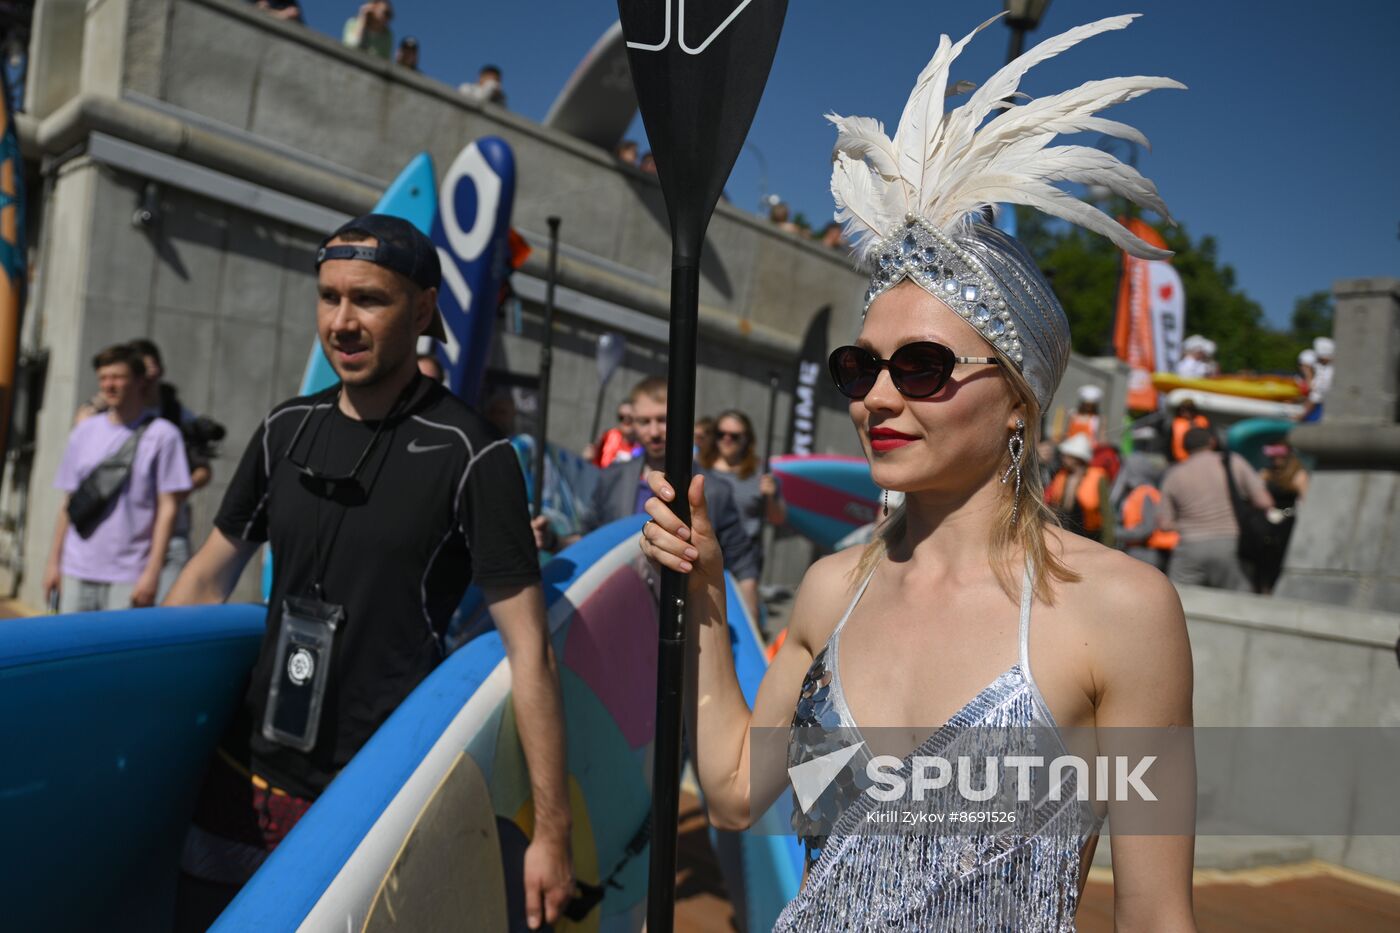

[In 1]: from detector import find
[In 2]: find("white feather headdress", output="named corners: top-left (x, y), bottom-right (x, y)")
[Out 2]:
top-left (829, 13), bottom-right (1183, 268)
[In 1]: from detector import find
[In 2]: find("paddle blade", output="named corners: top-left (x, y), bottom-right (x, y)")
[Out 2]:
top-left (618, 0), bottom-right (788, 259)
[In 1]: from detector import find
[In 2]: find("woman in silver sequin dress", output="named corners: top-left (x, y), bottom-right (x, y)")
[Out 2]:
top-left (640, 13), bottom-right (1196, 932)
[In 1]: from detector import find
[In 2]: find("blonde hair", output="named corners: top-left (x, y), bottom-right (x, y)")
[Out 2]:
top-left (852, 361), bottom-right (1080, 605)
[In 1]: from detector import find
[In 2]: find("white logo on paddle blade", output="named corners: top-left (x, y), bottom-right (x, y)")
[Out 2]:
top-left (626, 0), bottom-right (754, 56)
top-left (407, 439), bottom-right (451, 454)
top-left (789, 741), bottom-right (865, 814)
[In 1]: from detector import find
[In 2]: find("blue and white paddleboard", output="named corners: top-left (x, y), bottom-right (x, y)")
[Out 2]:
top-left (430, 137), bottom-right (517, 406)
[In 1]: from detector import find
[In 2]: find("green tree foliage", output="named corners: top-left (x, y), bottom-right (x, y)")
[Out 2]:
top-left (1289, 290), bottom-right (1334, 344)
top-left (1013, 206), bottom-right (1315, 374)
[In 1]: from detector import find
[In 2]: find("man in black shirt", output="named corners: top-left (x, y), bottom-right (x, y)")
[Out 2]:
top-left (168, 215), bottom-right (571, 930)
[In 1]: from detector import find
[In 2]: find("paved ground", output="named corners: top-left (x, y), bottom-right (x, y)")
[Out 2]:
top-left (0, 598), bottom-right (34, 619)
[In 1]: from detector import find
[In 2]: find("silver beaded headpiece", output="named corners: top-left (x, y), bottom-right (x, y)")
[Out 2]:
top-left (829, 12), bottom-right (1181, 411)
top-left (865, 215), bottom-right (1024, 365)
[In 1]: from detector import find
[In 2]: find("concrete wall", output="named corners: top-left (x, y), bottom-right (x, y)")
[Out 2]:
top-left (1181, 584), bottom-right (1400, 881)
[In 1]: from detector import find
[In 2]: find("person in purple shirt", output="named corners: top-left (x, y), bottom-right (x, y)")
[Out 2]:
top-left (43, 344), bottom-right (192, 611)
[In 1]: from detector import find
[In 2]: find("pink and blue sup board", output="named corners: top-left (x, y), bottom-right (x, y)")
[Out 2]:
top-left (771, 453), bottom-right (880, 550)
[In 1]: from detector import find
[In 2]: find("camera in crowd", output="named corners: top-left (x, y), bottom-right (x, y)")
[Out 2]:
top-left (182, 414), bottom-right (227, 458)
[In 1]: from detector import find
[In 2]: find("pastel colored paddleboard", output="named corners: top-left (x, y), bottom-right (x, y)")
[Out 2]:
top-left (0, 605), bottom-right (265, 932)
top-left (217, 516), bottom-right (801, 932)
top-left (770, 453), bottom-right (880, 551)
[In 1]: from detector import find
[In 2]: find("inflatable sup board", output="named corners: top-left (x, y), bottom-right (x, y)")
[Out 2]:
top-left (1225, 417), bottom-right (1296, 469)
top-left (1163, 388), bottom-right (1304, 422)
top-left (770, 454), bottom-right (880, 551)
top-left (510, 434), bottom-right (601, 544)
top-left (219, 516), bottom-right (802, 932)
top-left (1152, 372), bottom-right (1301, 402)
top-left (0, 605), bottom-right (265, 932)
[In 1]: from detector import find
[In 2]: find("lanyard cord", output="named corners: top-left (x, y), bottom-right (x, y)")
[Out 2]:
top-left (303, 375), bottom-right (422, 599)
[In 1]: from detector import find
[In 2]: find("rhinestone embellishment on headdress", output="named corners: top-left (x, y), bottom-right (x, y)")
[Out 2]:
top-left (863, 216), bottom-right (1024, 366)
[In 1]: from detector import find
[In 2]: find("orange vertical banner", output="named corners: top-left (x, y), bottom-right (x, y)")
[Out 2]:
top-left (1115, 218), bottom-right (1170, 413)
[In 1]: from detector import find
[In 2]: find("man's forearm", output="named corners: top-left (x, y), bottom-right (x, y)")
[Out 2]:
top-left (163, 528), bottom-right (257, 606)
top-left (48, 502), bottom-right (69, 570)
top-left (511, 647), bottom-right (572, 835)
top-left (144, 495), bottom-right (181, 579)
top-left (487, 583), bottom-right (572, 839)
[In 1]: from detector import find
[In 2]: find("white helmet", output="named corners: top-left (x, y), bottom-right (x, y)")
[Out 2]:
top-left (1313, 336), bottom-right (1335, 359)
top-left (1077, 384), bottom-right (1104, 404)
top-left (1298, 348), bottom-right (1318, 366)
top-left (1058, 433), bottom-right (1095, 464)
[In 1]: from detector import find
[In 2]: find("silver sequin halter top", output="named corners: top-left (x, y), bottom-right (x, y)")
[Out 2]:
top-left (775, 562), bottom-right (1101, 932)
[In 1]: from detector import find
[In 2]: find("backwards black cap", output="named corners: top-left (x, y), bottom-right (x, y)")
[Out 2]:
top-left (317, 213), bottom-right (447, 341)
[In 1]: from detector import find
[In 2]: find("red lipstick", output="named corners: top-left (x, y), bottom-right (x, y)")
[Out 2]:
top-left (869, 427), bottom-right (919, 452)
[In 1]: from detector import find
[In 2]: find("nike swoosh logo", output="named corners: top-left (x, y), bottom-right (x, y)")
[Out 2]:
top-left (407, 439), bottom-right (451, 454)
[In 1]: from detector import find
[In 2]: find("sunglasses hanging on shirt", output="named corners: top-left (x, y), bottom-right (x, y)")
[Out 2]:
top-left (828, 341), bottom-right (1001, 401)
top-left (282, 376), bottom-right (422, 497)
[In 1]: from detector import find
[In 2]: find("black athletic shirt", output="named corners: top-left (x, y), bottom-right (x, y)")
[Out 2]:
top-left (214, 376), bottom-right (539, 797)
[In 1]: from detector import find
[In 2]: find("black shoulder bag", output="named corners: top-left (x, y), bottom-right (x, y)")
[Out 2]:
top-left (67, 420), bottom-right (152, 538)
top-left (1221, 450), bottom-right (1276, 564)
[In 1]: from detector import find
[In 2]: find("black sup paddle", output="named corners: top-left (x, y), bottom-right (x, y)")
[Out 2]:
top-left (616, 2), bottom-right (788, 929)
top-left (531, 217), bottom-right (561, 520)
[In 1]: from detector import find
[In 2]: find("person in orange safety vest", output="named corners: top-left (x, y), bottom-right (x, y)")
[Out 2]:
top-left (1113, 449), bottom-right (1178, 571)
top-left (1063, 384), bottom-right (1104, 442)
top-left (1169, 399), bottom-right (1210, 462)
top-left (1045, 433), bottom-right (1114, 546)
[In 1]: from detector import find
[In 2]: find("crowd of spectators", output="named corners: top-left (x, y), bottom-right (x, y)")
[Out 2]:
top-left (242, 1), bottom-right (505, 107)
top-left (1041, 394), bottom-right (1310, 597)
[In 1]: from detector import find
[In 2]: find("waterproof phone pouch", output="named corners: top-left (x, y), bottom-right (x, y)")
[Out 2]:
top-left (262, 595), bottom-right (343, 752)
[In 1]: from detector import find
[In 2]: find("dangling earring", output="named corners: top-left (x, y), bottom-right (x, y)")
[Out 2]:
top-left (882, 488), bottom-right (889, 516)
top-left (1000, 419), bottom-right (1025, 526)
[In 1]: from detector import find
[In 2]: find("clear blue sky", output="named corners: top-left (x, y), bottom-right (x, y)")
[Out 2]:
top-left (306, 1), bottom-right (1400, 329)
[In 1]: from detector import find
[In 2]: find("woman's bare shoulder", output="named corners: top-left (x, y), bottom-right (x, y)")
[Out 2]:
top-left (787, 546), bottom-right (868, 654)
top-left (1047, 527), bottom-right (1185, 640)
top-left (1044, 530), bottom-right (1193, 723)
